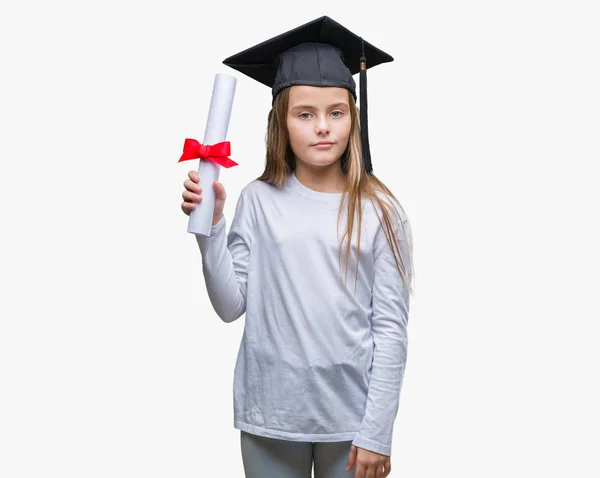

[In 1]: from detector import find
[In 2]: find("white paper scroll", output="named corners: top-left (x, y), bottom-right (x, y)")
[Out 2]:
top-left (188, 74), bottom-right (237, 236)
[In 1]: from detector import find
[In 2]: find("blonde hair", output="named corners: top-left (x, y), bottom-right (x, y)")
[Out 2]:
top-left (256, 87), bottom-right (414, 296)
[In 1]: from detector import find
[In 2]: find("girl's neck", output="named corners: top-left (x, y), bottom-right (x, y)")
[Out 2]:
top-left (294, 163), bottom-right (346, 193)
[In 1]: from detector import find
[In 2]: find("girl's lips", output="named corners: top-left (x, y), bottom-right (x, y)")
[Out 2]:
top-left (313, 142), bottom-right (335, 148)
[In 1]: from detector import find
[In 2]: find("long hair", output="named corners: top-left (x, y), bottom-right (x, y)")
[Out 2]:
top-left (256, 87), bottom-right (414, 296)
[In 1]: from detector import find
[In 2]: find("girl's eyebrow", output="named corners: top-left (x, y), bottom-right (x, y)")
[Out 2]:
top-left (290, 102), bottom-right (349, 111)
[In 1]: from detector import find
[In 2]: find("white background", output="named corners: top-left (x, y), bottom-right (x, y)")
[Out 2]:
top-left (1, 0), bottom-right (599, 476)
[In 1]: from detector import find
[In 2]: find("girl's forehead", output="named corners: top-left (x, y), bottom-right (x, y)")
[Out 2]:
top-left (288, 85), bottom-right (350, 105)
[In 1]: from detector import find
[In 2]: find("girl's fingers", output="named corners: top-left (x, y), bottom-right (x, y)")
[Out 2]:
top-left (181, 202), bottom-right (196, 215)
top-left (182, 172), bottom-right (203, 216)
top-left (182, 190), bottom-right (203, 203)
top-left (184, 179), bottom-right (202, 194)
top-left (214, 181), bottom-right (227, 199)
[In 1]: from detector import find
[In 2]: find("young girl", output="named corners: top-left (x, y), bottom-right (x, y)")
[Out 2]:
top-left (181, 16), bottom-right (414, 478)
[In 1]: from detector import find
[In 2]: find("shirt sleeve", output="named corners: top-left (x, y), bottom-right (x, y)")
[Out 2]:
top-left (352, 217), bottom-right (413, 456)
top-left (194, 192), bottom-right (253, 323)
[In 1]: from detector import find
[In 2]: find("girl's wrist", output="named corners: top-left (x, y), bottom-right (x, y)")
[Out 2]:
top-left (212, 214), bottom-right (224, 226)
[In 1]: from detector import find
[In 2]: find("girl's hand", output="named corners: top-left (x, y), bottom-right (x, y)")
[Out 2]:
top-left (346, 444), bottom-right (391, 478)
top-left (181, 170), bottom-right (227, 225)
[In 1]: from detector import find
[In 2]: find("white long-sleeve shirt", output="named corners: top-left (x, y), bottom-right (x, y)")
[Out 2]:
top-left (195, 171), bottom-right (412, 456)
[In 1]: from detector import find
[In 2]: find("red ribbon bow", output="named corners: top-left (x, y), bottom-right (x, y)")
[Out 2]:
top-left (178, 139), bottom-right (238, 168)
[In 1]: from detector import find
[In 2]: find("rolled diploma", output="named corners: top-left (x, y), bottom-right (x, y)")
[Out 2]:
top-left (187, 73), bottom-right (237, 236)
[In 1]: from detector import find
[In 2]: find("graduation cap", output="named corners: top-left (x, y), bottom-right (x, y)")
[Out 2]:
top-left (222, 15), bottom-right (393, 175)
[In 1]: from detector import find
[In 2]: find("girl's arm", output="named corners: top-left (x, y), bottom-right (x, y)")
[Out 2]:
top-left (195, 193), bottom-right (252, 323)
top-left (352, 218), bottom-right (413, 457)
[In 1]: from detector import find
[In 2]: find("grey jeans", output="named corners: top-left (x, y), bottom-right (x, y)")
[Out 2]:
top-left (240, 430), bottom-right (356, 478)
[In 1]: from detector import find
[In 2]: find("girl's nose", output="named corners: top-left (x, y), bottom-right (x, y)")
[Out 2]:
top-left (315, 117), bottom-right (330, 135)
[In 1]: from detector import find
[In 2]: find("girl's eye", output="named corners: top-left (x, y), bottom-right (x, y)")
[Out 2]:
top-left (299, 113), bottom-right (312, 120)
top-left (331, 111), bottom-right (343, 118)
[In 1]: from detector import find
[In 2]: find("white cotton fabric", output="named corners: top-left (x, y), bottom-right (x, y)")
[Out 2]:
top-left (195, 171), bottom-right (412, 456)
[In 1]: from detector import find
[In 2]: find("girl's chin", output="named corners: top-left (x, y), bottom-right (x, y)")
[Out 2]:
top-left (297, 159), bottom-right (341, 169)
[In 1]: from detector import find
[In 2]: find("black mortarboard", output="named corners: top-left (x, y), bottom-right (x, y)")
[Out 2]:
top-left (222, 16), bottom-right (394, 175)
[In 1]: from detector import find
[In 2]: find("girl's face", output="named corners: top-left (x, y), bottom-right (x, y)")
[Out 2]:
top-left (286, 85), bottom-right (352, 171)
